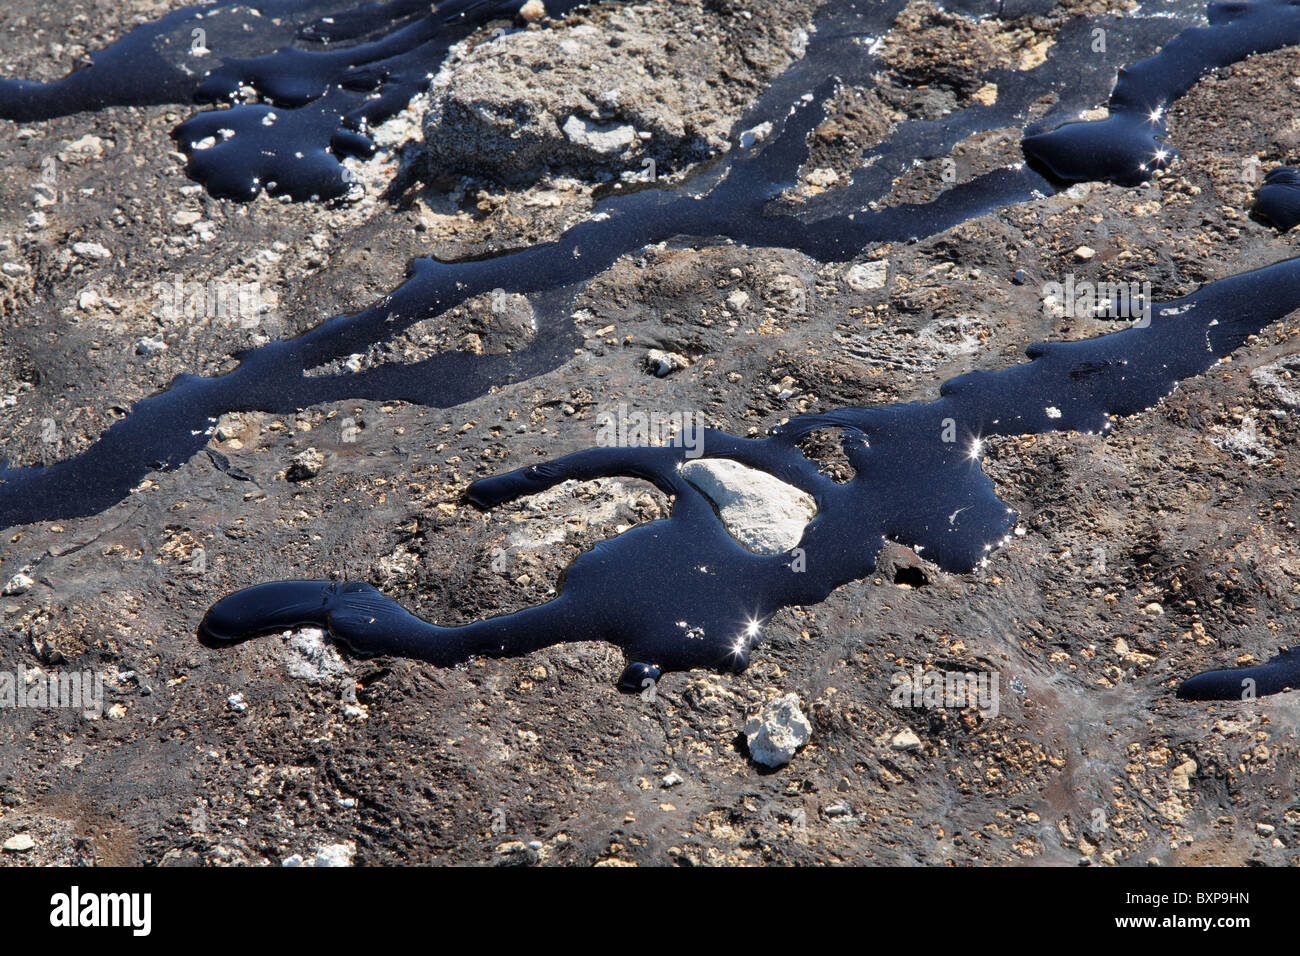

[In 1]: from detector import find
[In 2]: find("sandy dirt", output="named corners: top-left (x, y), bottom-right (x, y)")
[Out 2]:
top-left (0, 0), bottom-right (1298, 866)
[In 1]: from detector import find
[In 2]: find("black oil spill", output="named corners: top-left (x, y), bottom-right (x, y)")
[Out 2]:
top-left (1023, 0), bottom-right (1300, 186)
top-left (1253, 166), bottom-right (1300, 232)
top-left (203, 256), bottom-right (1300, 693)
top-left (0, 0), bottom-right (1169, 527)
top-left (0, 0), bottom-right (591, 201)
top-left (175, 0), bottom-right (592, 201)
top-left (6, 0), bottom-right (1300, 698)
top-left (0, 1), bottom-right (335, 123)
top-left (1178, 646), bottom-right (1300, 700)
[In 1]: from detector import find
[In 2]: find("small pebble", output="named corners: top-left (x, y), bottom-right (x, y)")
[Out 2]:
top-left (72, 241), bottom-right (111, 261)
top-left (3, 834), bottom-right (35, 852)
top-left (286, 447), bottom-right (324, 482)
top-left (2, 572), bottom-right (33, 596)
top-left (891, 729), bottom-right (922, 751)
top-left (645, 349), bottom-right (689, 378)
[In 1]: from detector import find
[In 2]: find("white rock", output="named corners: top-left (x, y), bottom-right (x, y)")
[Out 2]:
top-left (891, 729), bottom-right (922, 751)
top-left (2, 572), bottom-right (33, 596)
top-left (1210, 414), bottom-right (1270, 465)
top-left (58, 134), bottom-right (105, 162)
top-left (283, 628), bottom-right (348, 684)
top-left (738, 121), bottom-right (772, 149)
top-left (282, 841), bottom-right (355, 867)
top-left (1074, 245), bottom-right (1096, 261)
top-left (744, 693), bottom-right (811, 767)
top-left (681, 458), bottom-right (816, 554)
top-left (136, 336), bottom-right (167, 356)
top-left (72, 241), bottom-right (111, 261)
top-left (226, 693), bottom-right (248, 713)
top-left (645, 348), bottom-right (689, 377)
top-left (3, 834), bottom-right (35, 852)
top-left (561, 115), bottom-right (638, 156)
top-left (1252, 356), bottom-right (1300, 407)
top-left (286, 447), bottom-right (325, 481)
top-left (661, 772), bottom-right (683, 788)
top-left (766, 274), bottom-right (806, 311)
top-left (845, 260), bottom-right (888, 292)
top-left (314, 842), bottom-right (355, 867)
top-left (725, 290), bottom-right (750, 312)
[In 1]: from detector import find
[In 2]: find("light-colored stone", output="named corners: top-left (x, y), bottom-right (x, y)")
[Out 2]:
top-left (72, 241), bottom-right (111, 261)
top-left (312, 843), bottom-right (355, 867)
top-left (284, 628), bottom-right (348, 684)
top-left (738, 122), bottom-right (772, 149)
top-left (744, 693), bottom-right (811, 767)
top-left (1171, 758), bottom-right (1197, 792)
top-left (845, 260), bottom-right (888, 292)
top-left (562, 116), bottom-right (639, 156)
top-left (2, 834), bottom-right (35, 852)
top-left (286, 447), bottom-right (324, 482)
top-left (422, 5), bottom-right (804, 183)
top-left (58, 134), bottom-right (105, 162)
top-left (766, 274), bottom-right (807, 312)
top-left (681, 458), bottom-right (816, 554)
top-left (283, 841), bottom-right (356, 867)
top-left (2, 572), bottom-right (33, 596)
top-left (891, 728), bottom-right (922, 751)
top-left (1251, 355), bottom-right (1300, 407)
top-left (644, 348), bottom-right (690, 377)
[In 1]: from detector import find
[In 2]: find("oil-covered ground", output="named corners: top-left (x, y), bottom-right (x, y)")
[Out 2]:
top-left (0, 0), bottom-right (1299, 865)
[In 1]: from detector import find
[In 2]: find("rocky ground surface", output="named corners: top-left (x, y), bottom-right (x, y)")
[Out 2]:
top-left (0, 0), bottom-right (1299, 866)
